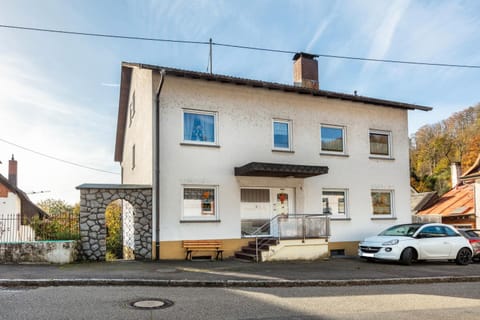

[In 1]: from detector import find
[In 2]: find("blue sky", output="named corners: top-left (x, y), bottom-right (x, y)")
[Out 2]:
top-left (0, 0), bottom-right (479, 204)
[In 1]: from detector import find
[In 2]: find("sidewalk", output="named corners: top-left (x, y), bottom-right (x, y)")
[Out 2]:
top-left (1, 257), bottom-right (480, 287)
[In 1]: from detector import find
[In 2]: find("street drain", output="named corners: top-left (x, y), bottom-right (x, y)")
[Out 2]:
top-left (129, 298), bottom-right (174, 310)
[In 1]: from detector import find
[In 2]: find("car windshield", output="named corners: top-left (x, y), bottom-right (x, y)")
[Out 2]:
top-left (378, 224), bottom-right (422, 237)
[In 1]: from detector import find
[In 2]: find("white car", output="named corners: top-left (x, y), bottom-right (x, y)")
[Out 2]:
top-left (358, 223), bottom-right (473, 265)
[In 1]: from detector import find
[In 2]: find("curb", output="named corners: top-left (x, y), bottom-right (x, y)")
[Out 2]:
top-left (2, 276), bottom-right (480, 288)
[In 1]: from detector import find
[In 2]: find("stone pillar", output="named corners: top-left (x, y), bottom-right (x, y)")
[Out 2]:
top-left (79, 189), bottom-right (107, 261)
top-left (133, 189), bottom-right (153, 260)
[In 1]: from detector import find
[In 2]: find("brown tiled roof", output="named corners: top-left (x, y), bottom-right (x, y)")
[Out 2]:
top-left (417, 183), bottom-right (474, 217)
top-left (124, 62), bottom-right (432, 111)
top-left (115, 62), bottom-right (433, 162)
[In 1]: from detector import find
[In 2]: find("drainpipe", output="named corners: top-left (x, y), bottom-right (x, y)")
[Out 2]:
top-left (153, 69), bottom-right (166, 260)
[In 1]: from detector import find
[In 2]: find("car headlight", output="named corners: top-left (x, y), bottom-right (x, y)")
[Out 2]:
top-left (382, 239), bottom-right (399, 246)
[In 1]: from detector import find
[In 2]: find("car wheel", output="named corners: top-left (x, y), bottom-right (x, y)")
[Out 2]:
top-left (400, 248), bottom-right (414, 265)
top-left (455, 248), bottom-right (472, 265)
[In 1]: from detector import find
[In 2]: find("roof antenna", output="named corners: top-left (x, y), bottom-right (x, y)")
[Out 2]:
top-left (209, 38), bottom-right (213, 74)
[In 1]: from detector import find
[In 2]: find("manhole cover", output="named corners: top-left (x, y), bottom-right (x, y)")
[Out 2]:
top-left (129, 299), bottom-right (173, 310)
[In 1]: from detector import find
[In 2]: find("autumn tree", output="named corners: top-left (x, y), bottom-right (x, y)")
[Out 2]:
top-left (37, 199), bottom-right (75, 216)
top-left (105, 201), bottom-right (123, 260)
top-left (410, 103), bottom-right (480, 195)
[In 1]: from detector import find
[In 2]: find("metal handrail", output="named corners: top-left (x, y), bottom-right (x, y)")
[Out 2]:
top-left (244, 214), bottom-right (282, 263)
top-left (243, 214), bottom-right (330, 262)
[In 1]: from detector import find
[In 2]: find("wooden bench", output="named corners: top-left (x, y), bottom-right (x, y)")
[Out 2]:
top-left (182, 240), bottom-right (223, 260)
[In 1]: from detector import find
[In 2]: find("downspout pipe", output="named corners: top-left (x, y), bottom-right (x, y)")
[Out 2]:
top-left (154, 69), bottom-right (166, 260)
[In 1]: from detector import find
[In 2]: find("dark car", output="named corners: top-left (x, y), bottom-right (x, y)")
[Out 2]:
top-left (458, 229), bottom-right (480, 262)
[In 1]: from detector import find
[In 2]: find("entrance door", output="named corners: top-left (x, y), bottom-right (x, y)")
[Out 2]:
top-left (240, 187), bottom-right (295, 237)
top-left (270, 188), bottom-right (295, 217)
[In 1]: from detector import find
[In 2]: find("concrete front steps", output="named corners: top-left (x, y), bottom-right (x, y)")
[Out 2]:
top-left (235, 238), bottom-right (278, 262)
top-left (235, 237), bottom-right (329, 262)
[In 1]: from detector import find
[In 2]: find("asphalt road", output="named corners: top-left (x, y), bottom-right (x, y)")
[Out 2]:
top-left (1, 283), bottom-right (479, 320)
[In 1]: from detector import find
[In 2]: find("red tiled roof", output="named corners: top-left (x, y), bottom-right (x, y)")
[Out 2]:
top-left (417, 183), bottom-right (474, 217)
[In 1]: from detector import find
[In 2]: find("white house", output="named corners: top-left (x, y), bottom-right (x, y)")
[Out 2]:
top-left (114, 53), bottom-right (431, 260)
top-left (0, 156), bottom-right (46, 242)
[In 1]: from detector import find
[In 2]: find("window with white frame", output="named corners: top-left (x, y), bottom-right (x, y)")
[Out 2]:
top-left (321, 125), bottom-right (346, 154)
top-left (371, 190), bottom-right (394, 216)
top-left (322, 189), bottom-right (347, 217)
top-left (183, 110), bottom-right (217, 145)
top-left (182, 186), bottom-right (218, 220)
top-left (369, 130), bottom-right (392, 157)
top-left (272, 119), bottom-right (292, 151)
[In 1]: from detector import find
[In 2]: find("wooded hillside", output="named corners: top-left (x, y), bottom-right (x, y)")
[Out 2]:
top-left (410, 103), bottom-right (480, 195)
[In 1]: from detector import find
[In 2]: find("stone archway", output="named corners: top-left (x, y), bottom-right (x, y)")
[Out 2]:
top-left (76, 184), bottom-right (152, 261)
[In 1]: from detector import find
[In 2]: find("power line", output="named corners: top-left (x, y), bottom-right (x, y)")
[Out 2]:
top-left (1, 23), bottom-right (479, 69)
top-left (0, 137), bottom-right (120, 175)
top-left (0, 24), bottom-right (209, 45)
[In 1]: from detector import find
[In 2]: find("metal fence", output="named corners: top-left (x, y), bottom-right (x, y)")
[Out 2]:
top-left (0, 213), bottom-right (79, 242)
top-left (273, 214), bottom-right (330, 240)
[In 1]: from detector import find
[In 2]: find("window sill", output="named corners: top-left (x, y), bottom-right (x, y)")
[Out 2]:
top-left (370, 217), bottom-right (397, 220)
top-left (180, 219), bottom-right (221, 223)
top-left (320, 152), bottom-right (349, 158)
top-left (369, 156), bottom-right (395, 161)
top-left (180, 142), bottom-right (220, 148)
top-left (272, 149), bottom-right (295, 153)
top-left (330, 217), bottom-right (351, 221)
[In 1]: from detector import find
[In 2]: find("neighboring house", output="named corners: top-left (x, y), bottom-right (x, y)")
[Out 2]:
top-left (410, 187), bottom-right (439, 215)
top-left (417, 160), bottom-right (480, 229)
top-left (114, 53), bottom-right (431, 259)
top-left (0, 155), bottom-right (46, 241)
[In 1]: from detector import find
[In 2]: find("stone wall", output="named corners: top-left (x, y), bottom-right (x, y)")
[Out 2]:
top-left (0, 241), bottom-right (79, 264)
top-left (78, 185), bottom-right (152, 261)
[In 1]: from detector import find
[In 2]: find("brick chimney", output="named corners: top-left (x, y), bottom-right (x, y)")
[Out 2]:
top-left (8, 154), bottom-right (17, 187)
top-left (451, 162), bottom-right (461, 188)
top-left (293, 52), bottom-right (320, 90)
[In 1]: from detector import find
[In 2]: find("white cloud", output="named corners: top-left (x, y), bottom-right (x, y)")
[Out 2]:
top-left (306, 20), bottom-right (330, 52)
top-left (359, 0), bottom-right (411, 80)
top-left (100, 82), bottom-right (120, 87)
top-left (0, 54), bottom-right (119, 204)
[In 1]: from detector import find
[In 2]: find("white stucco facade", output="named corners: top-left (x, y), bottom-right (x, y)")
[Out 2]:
top-left (121, 68), bottom-right (154, 185)
top-left (120, 67), bottom-right (415, 248)
top-left (0, 192), bottom-right (21, 215)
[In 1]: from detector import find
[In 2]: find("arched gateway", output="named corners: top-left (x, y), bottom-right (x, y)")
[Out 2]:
top-left (76, 184), bottom-right (152, 261)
